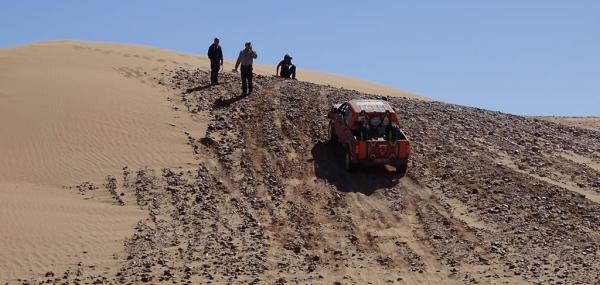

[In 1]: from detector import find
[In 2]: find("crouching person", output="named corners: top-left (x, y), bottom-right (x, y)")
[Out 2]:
top-left (277, 54), bottom-right (296, 79)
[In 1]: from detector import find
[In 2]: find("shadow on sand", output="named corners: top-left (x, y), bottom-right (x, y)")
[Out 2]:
top-left (185, 84), bottom-right (214, 94)
top-left (311, 141), bottom-right (401, 195)
top-left (213, 93), bottom-right (249, 108)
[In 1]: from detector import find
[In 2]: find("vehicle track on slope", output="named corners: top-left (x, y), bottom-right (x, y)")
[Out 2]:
top-left (23, 67), bottom-right (600, 285)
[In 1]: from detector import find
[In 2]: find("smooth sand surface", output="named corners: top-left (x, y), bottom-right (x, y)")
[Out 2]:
top-left (0, 42), bottom-right (199, 185)
top-left (0, 40), bottom-right (422, 282)
top-left (0, 182), bottom-right (144, 281)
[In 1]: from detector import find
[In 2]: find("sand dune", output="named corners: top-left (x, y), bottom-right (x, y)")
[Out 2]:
top-left (0, 40), bottom-right (422, 185)
top-left (0, 40), bottom-right (422, 282)
top-left (2, 40), bottom-right (598, 284)
top-left (0, 41), bottom-right (201, 185)
top-left (0, 182), bottom-right (144, 281)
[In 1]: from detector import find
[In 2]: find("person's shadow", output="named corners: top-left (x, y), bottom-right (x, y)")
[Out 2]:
top-left (311, 141), bottom-right (401, 195)
top-left (185, 84), bottom-right (213, 94)
top-left (213, 92), bottom-right (249, 108)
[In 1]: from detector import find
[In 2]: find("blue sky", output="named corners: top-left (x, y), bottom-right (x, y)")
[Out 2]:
top-left (1, 1), bottom-right (598, 116)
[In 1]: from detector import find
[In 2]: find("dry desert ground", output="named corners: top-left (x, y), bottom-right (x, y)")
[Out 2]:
top-left (0, 41), bottom-right (598, 284)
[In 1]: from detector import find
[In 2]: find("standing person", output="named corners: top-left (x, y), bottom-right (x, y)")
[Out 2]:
top-left (233, 42), bottom-right (257, 95)
top-left (276, 54), bottom-right (296, 79)
top-left (207, 37), bottom-right (223, 85)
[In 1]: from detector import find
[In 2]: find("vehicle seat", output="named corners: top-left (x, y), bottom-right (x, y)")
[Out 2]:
top-left (370, 116), bottom-right (381, 128)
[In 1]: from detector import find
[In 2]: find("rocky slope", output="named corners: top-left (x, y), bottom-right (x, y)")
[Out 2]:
top-left (18, 68), bottom-right (599, 285)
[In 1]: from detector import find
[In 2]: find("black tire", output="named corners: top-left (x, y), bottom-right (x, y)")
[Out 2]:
top-left (327, 124), bottom-right (338, 144)
top-left (396, 163), bottom-right (408, 177)
top-left (344, 149), bottom-right (356, 171)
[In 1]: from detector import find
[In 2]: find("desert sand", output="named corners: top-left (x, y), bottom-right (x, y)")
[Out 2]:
top-left (1, 41), bottom-right (598, 284)
top-left (0, 41), bottom-right (422, 283)
top-left (537, 116), bottom-right (600, 132)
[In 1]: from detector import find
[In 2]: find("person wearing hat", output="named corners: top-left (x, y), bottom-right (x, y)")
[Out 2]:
top-left (233, 42), bottom-right (258, 95)
top-left (207, 37), bottom-right (223, 85)
top-left (277, 54), bottom-right (296, 79)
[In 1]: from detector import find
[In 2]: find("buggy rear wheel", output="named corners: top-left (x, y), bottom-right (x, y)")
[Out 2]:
top-left (395, 162), bottom-right (408, 178)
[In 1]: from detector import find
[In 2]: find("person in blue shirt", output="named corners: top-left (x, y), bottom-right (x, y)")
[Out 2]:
top-left (277, 54), bottom-right (296, 79)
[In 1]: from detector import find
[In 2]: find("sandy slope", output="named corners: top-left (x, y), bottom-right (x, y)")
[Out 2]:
top-left (0, 41), bottom-right (201, 185)
top-left (537, 116), bottom-right (600, 132)
top-left (0, 40), bottom-right (421, 282)
top-left (0, 41), bottom-right (202, 282)
top-left (29, 68), bottom-right (593, 284)
top-left (3, 40), bottom-right (598, 284)
top-left (0, 40), bottom-right (421, 185)
top-left (0, 182), bottom-right (144, 281)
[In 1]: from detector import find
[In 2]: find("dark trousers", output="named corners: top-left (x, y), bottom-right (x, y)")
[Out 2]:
top-left (210, 60), bottom-right (220, 84)
top-left (240, 65), bottom-right (253, 94)
top-left (281, 64), bottom-right (296, 79)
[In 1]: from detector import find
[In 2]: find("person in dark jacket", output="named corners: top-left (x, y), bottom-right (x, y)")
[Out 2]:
top-left (357, 110), bottom-right (370, 140)
top-left (207, 38), bottom-right (223, 85)
top-left (233, 42), bottom-right (257, 95)
top-left (276, 54), bottom-right (296, 79)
